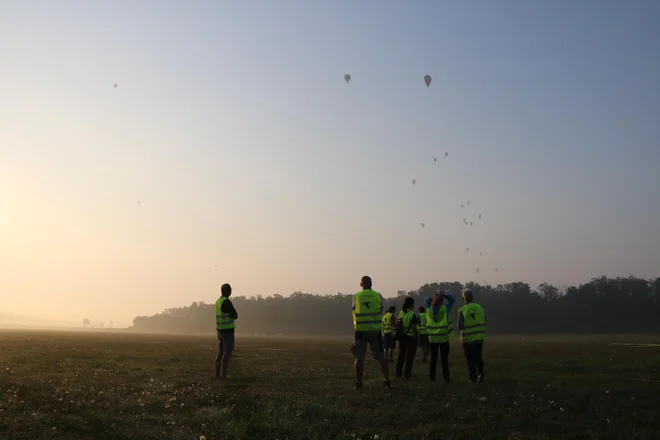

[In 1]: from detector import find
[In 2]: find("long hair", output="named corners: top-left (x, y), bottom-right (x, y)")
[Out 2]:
top-left (402, 296), bottom-right (414, 312)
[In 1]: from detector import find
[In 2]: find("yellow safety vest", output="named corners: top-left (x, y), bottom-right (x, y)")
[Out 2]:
top-left (399, 310), bottom-right (416, 336)
top-left (426, 305), bottom-right (454, 343)
top-left (353, 289), bottom-right (383, 332)
top-left (418, 313), bottom-right (428, 335)
top-left (215, 296), bottom-right (235, 331)
top-left (459, 302), bottom-right (486, 343)
top-left (381, 312), bottom-right (393, 334)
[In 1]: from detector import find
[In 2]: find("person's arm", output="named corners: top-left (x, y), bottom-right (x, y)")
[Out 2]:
top-left (221, 299), bottom-right (238, 320)
top-left (352, 294), bottom-right (356, 311)
top-left (412, 314), bottom-right (419, 334)
top-left (445, 294), bottom-right (456, 314)
top-left (379, 294), bottom-right (384, 315)
top-left (457, 308), bottom-right (464, 330)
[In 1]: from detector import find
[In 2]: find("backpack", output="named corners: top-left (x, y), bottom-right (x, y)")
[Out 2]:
top-left (394, 312), bottom-right (414, 341)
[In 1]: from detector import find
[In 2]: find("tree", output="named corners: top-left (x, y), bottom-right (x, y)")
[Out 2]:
top-left (83, 318), bottom-right (91, 328)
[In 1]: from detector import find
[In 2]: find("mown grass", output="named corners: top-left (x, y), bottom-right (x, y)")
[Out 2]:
top-left (1, 330), bottom-right (659, 440)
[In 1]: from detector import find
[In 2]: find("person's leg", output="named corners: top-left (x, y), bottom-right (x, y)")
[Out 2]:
top-left (462, 343), bottom-right (477, 382)
top-left (369, 333), bottom-right (391, 386)
top-left (219, 333), bottom-right (234, 379)
top-left (395, 338), bottom-right (406, 378)
top-left (353, 335), bottom-right (367, 387)
top-left (214, 333), bottom-right (223, 378)
top-left (404, 336), bottom-right (416, 378)
top-left (428, 342), bottom-right (439, 381)
top-left (440, 342), bottom-right (450, 382)
top-left (475, 342), bottom-right (485, 381)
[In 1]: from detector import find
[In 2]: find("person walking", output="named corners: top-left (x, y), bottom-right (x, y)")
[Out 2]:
top-left (215, 283), bottom-right (238, 379)
top-left (457, 289), bottom-right (486, 382)
top-left (352, 276), bottom-right (392, 390)
top-left (395, 296), bottom-right (418, 379)
top-left (425, 291), bottom-right (456, 382)
top-left (381, 306), bottom-right (397, 362)
top-left (417, 306), bottom-right (430, 363)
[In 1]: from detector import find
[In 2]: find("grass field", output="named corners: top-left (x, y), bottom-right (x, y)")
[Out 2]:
top-left (1, 331), bottom-right (659, 440)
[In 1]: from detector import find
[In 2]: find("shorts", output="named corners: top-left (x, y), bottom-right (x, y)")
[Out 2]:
top-left (383, 332), bottom-right (397, 350)
top-left (418, 334), bottom-right (429, 348)
top-left (353, 331), bottom-right (384, 361)
top-left (217, 331), bottom-right (235, 354)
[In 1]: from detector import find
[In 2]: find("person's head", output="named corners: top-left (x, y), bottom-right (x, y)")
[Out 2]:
top-left (389, 306), bottom-right (396, 313)
top-left (402, 296), bottom-right (414, 311)
top-left (462, 288), bottom-right (473, 303)
top-left (419, 306), bottom-right (425, 313)
top-left (221, 283), bottom-right (232, 298)
top-left (360, 275), bottom-right (372, 290)
top-left (435, 290), bottom-right (445, 306)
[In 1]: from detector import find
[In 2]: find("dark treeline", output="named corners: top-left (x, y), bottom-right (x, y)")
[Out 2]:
top-left (129, 276), bottom-right (660, 335)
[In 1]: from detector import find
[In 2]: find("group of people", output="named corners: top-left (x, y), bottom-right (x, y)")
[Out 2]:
top-left (352, 275), bottom-right (486, 389)
top-left (213, 276), bottom-right (486, 389)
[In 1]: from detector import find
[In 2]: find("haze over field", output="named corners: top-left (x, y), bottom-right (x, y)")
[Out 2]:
top-left (1, 1), bottom-right (659, 327)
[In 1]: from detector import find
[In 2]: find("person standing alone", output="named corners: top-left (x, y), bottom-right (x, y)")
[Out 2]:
top-left (425, 291), bottom-right (456, 382)
top-left (457, 289), bottom-right (486, 382)
top-left (215, 283), bottom-right (238, 379)
top-left (352, 276), bottom-right (392, 389)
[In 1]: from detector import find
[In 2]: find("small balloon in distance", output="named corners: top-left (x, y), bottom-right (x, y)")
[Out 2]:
top-left (420, 223), bottom-right (425, 228)
top-left (412, 179), bottom-right (416, 185)
top-left (344, 74), bottom-right (351, 84)
top-left (113, 84), bottom-right (118, 88)
top-left (424, 74), bottom-right (432, 87)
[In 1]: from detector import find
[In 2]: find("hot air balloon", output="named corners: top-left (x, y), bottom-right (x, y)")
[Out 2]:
top-left (461, 205), bottom-right (464, 208)
top-left (421, 223), bottom-right (425, 228)
top-left (344, 74), bottom-right (351, 84)
top-left (479, 213), bottom-right (482, 220)
top-left (445, 152), bottom-right (448, 157)
top-left (494, 268), bottom-right (499, 272)
top-left (467, 200), bottom-right (470, 205)
top-left (480, 252), bottom-right (482, 256)
top-left (137, 201), bottom-right (140, 204)
top-left (412, 179), bottom-right (416, 185)
top-left (470, 222), bottom-right (473, 226)
top-left (424, 75), bottom-right (432, 87)
top-left (466, 247), bottom-right (469, 252)
top-left (113, 84), bottom-right (118, 88)
top-left (433, 157), bottom-right (437, 162)
top-left (476, 268), bottom-right (480, 273)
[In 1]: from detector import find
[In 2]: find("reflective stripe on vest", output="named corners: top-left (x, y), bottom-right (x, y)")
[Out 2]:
top-left (382, 312), bottom-right (393, 333)
top-left (418, 313), bottom-right (429, 334)
top-left (460, 303), bottom-right (486, 342)
top-left (215, 296), bottom-right (235, 331)
top-left (353, 289), bottom-right (383, 332)
top-left (426, 305), bottom-right (455, 343)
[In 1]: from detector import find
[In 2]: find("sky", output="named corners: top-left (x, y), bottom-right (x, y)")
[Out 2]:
top-left (1, 0), bottom-right (659, 327)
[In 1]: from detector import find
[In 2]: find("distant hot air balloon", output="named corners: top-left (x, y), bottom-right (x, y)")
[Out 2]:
top-left (344, 74), bottom-right (351, 84)
top-left (412, 179), bottom-right (416, 185)
top-left (113, 84), bottom-right (117, 88)
top-left (470, 222), bottom-right (473, 226)
top-left (494, 268), bottom-right (499, 272)
top-left (420, 223), bottom-right (425, 228)
top-left (445, 152), bottom-right (448, 157)
top-left (480, 252), bottom-right (482, 256)
top-left (137, 201), bottom-right (140, 205)
top-left (467, 200), bottom-right (470, 205)
top-left (433, 157), bottom-right (437, 162)
top-left (461, 205), bottom-right (464, 208)
top-left (479, 213), bottom-right (482, 220)
top-left (466, 247), bottom-right (469, 252)
top-left (476, 268), bottom-right (480, 273)
top-left (424, 75), bottom-right (432, 87)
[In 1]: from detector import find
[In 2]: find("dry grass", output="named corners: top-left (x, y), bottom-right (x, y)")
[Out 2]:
top-left (1, 330), bottom-right (659, 440)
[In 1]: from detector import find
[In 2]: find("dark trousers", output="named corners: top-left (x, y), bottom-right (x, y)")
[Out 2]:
top-left (395, 335), bottom-right (417, 378)
top-left (462, 342), bottom-right (485, 381)
top-left (429, 342), bottom-right (450, 381)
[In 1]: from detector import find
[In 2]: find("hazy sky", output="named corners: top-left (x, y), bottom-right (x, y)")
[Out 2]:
top-left (1, 1), bottom-right (659, 326)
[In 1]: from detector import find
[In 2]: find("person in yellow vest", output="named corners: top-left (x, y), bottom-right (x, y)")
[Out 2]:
top-left (417, 306), bottom-right (430, 364)
top-left (457, 289), bottom-right (486, 382)
top-left (395, 296), bottom-right (418, 379)
top-left (352, 275), bottom-right (392, 389)
top-left (381, 306), bottom-right (397, 362)
top-left (215, 283), bottom-right (238, 379)
top-left (425, 291), bottom-right (456, 382)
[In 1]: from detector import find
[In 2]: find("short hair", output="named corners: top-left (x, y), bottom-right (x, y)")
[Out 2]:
top-left (462, 289), bottom-right (473, 302)
top-left (419, 306), bottom-right (425, 313)
top-left (389, 306), bottom-right (396, 313)
top-left (361, 275), bottom-right (372, 289)
top-left (402, 296), bottom-right (415, 311)
top-left (221, 283), bottom-right (232, 296)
